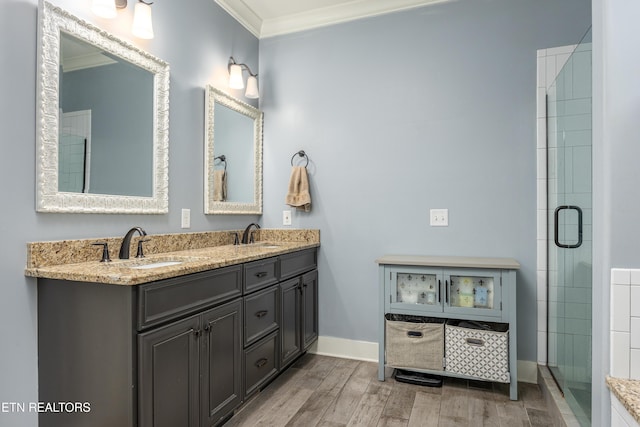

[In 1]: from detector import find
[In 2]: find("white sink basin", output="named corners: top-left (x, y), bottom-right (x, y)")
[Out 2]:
top-left (130, 261), bottom-right (183, 269)
top-left (111, 256), bottom-right (203, 270)
top-left (248, 242), bottom-right (281, 249)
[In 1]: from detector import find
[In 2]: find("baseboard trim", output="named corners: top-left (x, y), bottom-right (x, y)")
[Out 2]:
top-left (308, 335), bottom-right (379, 362)
top-left (308, 335), bottom-right (538, 383)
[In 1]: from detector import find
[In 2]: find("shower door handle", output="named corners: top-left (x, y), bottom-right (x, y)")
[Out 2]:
top-left (554, 205), bottom-right (583, 249)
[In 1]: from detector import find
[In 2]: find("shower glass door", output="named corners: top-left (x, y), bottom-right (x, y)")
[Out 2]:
top-left (547, 28), bottom-right (592, 426)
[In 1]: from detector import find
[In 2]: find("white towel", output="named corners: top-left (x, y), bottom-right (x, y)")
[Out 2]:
top-left (285, 166), bottom-right (311, 212)
top-left (213, 170), bottom-right (227, 202)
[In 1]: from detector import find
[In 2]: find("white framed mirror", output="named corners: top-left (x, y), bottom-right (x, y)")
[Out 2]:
top-left (204, 86), bottom-right (263, 215)
top-left (36, 1), bottom-right (170, 213)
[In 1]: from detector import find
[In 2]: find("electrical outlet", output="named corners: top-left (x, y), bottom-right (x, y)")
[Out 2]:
top-left (181, 208), bottom-right (191, 228)
top-left (430, 209), bottom-right (448, 226)
top-left (283, 210), bottom-right (292, 226)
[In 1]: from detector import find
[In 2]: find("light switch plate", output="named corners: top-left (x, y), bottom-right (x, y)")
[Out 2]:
top-left (181, 208), bottom-right (191, 228)
top-left (430, 209), bottom-right (448, 226)
top-left (283, 210), bottom-right (292, 226)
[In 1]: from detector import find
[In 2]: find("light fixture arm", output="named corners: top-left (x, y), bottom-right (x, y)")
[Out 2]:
top-left (228, 56), bottom-right (257, 78)
top-left (115, 1), bottom-right (154, 9)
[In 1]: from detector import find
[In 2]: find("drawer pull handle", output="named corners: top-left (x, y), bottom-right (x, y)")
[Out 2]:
top-left (466, 338), bottom-right (484, 346)
top-left (407, 331), bottom-right (423, 338)
top-left (255, 358), bottom-right (268, 368)
top-left (255, 310), bottom-right (268, 318)
top-left (255, 271), bottom-right (268, 278)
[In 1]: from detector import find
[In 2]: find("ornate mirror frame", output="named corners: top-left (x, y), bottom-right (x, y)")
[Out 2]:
top-left (36, 1), bottom-right (170, 213)
top-left (204, 86), bottom-right (263, 215)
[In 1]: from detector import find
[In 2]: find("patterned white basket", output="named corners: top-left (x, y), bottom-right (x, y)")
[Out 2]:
top-left (444, 322), bottom-right (510, 383)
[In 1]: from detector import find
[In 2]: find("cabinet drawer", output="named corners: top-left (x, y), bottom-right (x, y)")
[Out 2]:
top-left (280, 249), bottom-right (317, 280)
top-left (244, 286), bottom-right (279, 346)
top-left (244, 331), bottom-right (279, 398)
top-left (137, 265), bottom-right (242, 330)
top-left (244, 257), bottom-right (278, 294)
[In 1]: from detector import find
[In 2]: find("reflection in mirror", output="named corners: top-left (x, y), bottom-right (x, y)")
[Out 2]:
top-left (59, 33), bottom-right (154, 197)
top-left (204, 86), bottom-right (263, 215)
top-left (36, 1), bottom-right (170, 213)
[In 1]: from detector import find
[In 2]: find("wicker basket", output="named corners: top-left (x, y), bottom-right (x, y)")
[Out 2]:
top-left (385, 314), bottom-right (444, 371)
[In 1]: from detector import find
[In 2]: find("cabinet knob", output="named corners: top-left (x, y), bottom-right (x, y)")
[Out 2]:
top-left (203, 324), bottom-right (211, 332)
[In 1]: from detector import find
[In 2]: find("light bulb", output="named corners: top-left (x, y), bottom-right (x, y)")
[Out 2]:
top-left (245, 75), bottom-right (259, 98)
top-left (229, 64), bottom-right (244, 89)
top-left (132, 1), bottom-right (154, 39)
top-left (92, 0), bottom-right (117, 19)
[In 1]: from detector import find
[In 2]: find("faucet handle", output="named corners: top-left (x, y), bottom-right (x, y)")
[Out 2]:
top-left (249, 231), bottom-right (256, 244)
top-left (92, 242), bottom-right (112, 262)
top-left (136, 239), bottom-right (150, 258)
top-left (232, 232), bottom-right (240, 245)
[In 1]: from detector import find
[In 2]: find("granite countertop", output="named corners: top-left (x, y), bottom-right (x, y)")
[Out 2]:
top-left (25, 229), bottom-right (319, 286)
top-left (607, 376), bottom-right (640, 424)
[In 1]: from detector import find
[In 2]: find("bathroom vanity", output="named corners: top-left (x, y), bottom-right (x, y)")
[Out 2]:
top-left (376, 255), bottom-right (520, 400)
top-left (27, 230), bottom-right (319, 427)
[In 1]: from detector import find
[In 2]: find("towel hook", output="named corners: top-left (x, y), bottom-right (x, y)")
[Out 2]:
top-left (290, 150), bottom-right (309, 168)
top-left (214, 154), bottom-right (227, 172)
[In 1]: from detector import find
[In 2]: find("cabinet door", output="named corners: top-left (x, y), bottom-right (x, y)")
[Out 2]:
top-left (280, 277), bottom-right (302, 367)
top-left (201, 299), bottom-right (243, 427)
top-left (138, 314), bottom-right (200, 427)
top-left (386, 266), bottom-right (443, 314)
top-left (444, 269), bottom-right (502, 319)
top-left (301, 270), bottom-right (319, 350)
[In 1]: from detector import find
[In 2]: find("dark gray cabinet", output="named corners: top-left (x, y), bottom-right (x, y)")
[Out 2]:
top-left (301, 270), bottom-right (319, 349)
top-left (280, 268), bottom-right (319, 368)
top-left (37, 248), bottom-right (318, 427)
top-left (138, 314), bottom-right (200, 427)
top-left (201, 300), bottom-right (243, 426)
top-left (280, 277), bottom-right (302, 367)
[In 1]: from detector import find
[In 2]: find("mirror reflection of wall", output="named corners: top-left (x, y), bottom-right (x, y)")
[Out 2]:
top-left (214, 103), bottom-right (255, 203)
top-left (59, 32), bottom-right (154, 197)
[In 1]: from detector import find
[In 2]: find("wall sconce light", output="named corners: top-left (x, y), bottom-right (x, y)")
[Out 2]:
top-left (132, 1), bottom-right (154, 39)
top-left (91, 0), bottom-right (154, 40)
top-left (228, 57), bottom-right (259, 99)
top-left (91, 0), bottom-right (121, 18)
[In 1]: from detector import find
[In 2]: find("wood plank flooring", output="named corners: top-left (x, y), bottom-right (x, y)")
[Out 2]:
top-left (224, 354), bottom-right (554, 427)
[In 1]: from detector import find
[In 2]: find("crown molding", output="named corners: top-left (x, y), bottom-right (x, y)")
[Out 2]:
top-left (214, 0), bottom-right (262, 37)
top-left (216, 0), bottom-right (446, 39)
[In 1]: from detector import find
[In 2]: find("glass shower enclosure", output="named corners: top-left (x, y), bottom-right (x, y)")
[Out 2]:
top-left (546, 28), bottom-right (592, 426)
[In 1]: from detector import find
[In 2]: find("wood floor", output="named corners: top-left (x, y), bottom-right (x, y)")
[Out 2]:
top-left (224, 354), bottom-right (554, 427)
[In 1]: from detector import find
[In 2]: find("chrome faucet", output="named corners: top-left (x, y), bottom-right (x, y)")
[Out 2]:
top-left (241, 223), bottom-right (260, 244)
top-left (119, 226), bottom-right (147, 259)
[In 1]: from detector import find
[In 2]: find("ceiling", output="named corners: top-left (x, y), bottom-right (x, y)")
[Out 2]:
top-left (214, 0), bottom-right (446, 38)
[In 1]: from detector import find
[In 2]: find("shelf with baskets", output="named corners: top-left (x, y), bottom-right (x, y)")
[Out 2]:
top-left (376, 255), bottom-right (520, 400)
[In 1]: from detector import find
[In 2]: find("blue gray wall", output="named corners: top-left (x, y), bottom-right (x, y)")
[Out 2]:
top-left (0, 0), bottom-right (595, 425)
top-left (592, 0), bottom-right (640, 424)
top-left (0, 1), bottom-right (258, 425)
top-left (259, 0), bottom-right (590, 363)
